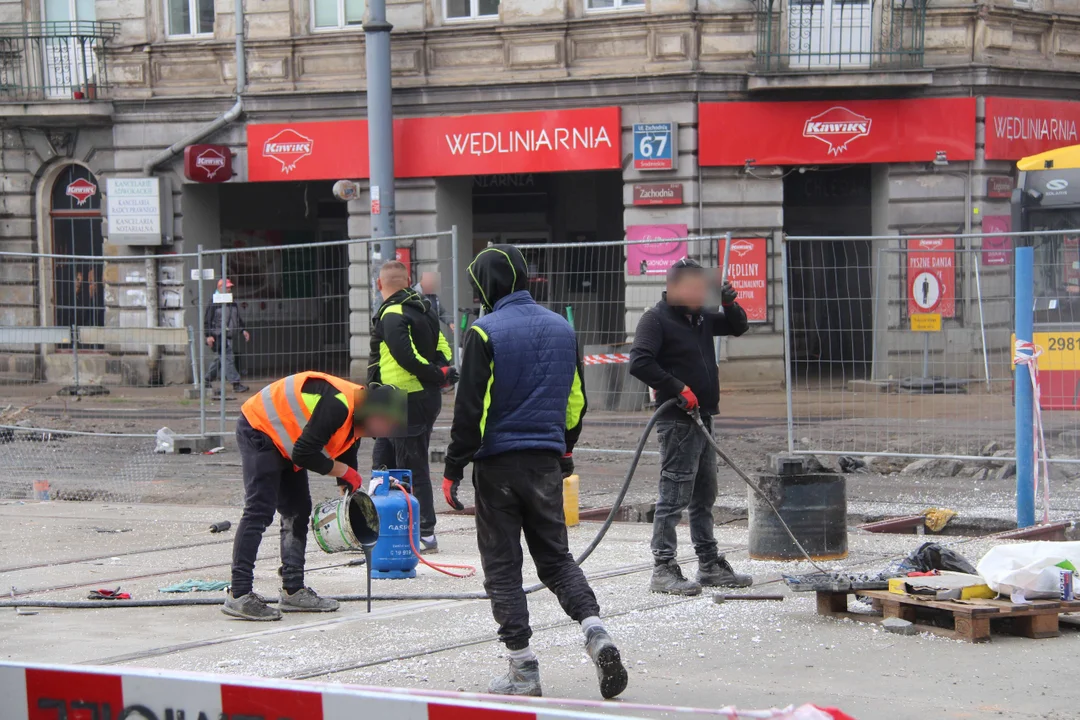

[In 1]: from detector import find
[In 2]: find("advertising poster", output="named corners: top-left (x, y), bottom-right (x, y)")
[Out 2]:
top-left (718, 237), bottom-right (768, 323)
top-left (981, 216), bottom-right (1012, 266)
top-left (626, 224), bottom-right (688, 276)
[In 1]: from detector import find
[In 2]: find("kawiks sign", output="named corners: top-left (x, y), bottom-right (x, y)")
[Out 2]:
top-left (699, 99), bottom-right (976, 166)
top-left (247, 107), bottom-right (621, 182)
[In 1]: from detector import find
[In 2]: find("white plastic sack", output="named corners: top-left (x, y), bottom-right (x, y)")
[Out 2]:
top-left (154, 427), bottom-right (176, 454)
top-left (976, 541), bottom-right (1080, 601)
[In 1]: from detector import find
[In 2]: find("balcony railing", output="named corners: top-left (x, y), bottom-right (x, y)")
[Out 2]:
top-left (0, 21), bottom-right (119, 102)
top-left (755, 0), bottom-right (926, 73)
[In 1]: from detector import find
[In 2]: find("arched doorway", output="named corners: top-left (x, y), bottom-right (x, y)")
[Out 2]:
top-left (51, 165), bottom-right (104, 334)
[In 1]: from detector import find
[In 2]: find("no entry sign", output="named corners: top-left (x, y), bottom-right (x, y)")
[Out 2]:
top-left (719, 236), bottom-right (768, 322)
top-left (907, 238), bottom-right (955, 318)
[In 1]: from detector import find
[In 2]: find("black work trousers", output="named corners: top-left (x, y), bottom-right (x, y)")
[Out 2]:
top-left (231, 416), bottom-right (312, 597)
top-left (371, 388), bottom-right (441, 536)
top-left (473, 450), bottom-right (601, 650)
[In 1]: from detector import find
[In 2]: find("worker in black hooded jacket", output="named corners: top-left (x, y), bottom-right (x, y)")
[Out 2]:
top-left (368, 260), bottom-right (457, 551)
top-left (441, 245), bottom-right (627, 701)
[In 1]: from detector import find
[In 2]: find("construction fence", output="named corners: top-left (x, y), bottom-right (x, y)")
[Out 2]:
top-left (2, 228), bottom-right (1079, 502)
top-left (784, 229), bottom-right (1080, 466)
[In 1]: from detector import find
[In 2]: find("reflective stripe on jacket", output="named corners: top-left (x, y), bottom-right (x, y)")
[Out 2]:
top-left (241, 371), bottom-right (362, 461)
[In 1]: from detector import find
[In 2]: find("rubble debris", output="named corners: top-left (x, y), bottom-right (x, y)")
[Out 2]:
top-left (923, 508), bottom-right (957, 533)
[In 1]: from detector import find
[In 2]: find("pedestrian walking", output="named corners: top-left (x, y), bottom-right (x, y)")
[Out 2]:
top-left (205, 278), bottom-right (250, 395)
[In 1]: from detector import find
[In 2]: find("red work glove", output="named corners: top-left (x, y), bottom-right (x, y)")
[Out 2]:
top-left (441, 366), bottom-right (460, 387)
top-left (338, 467), bottom-right (363, 494)
top-left (677, 386), bottom-right (699, 411)
top-left (443, 477), bottom-right (464, 511)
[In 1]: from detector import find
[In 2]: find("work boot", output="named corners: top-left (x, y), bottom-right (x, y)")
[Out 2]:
top-left (650, 559), bottom-right (702, 596)
top-left (697, 556), bottom-right (753, 588)
top-left (419, 536), bottom-right (439, 555)
top-left (233, 382), bottom-right (249, 393)
top-left (488, 659), bottom-right (542, 697)
top-left (221, 592), bottom-right (282, 621)
top-left (584, 628), bottom-right (628, 699)
top-left (279, 587), bottom-right (339, 613)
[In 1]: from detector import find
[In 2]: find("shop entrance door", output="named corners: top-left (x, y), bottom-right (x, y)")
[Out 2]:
top-left (789, 0), bottom-right (872, 69)
top-left (783, 165), bottom-right (874, 379)
top-left (51, 165), bottom-right (104, 347)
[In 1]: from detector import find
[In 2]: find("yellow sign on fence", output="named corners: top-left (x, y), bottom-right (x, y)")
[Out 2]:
top-left (910, 313), bottom-right (942, 332)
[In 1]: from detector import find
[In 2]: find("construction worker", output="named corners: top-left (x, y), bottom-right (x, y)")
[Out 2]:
top-left (442, 245), bottom-right (627, 700)
top-left (224, 373), bottom-right (405, 621)
top-left (629, 258), bottom-right (752, 596)
top-left (204, 278), bottom-right (249, 395)
top-left (368, 260), bottom-right (458, 554)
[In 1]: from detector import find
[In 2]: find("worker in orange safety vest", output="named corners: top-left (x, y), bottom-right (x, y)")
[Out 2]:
top-left (224, 372), bottom-right (405, 621)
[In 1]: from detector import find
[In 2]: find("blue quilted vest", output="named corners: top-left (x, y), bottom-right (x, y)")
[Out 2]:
top-left (473, 290), bottom-right (577, 459)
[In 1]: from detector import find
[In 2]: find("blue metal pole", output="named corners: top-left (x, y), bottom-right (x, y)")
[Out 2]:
top-left (1014, 245), bottom-right (1035, 528)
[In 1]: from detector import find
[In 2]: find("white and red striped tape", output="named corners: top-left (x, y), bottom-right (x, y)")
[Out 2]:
top-left (0, 661), bottom-right (857, 720)
top-left (583, 353), bottom-right (630, 366)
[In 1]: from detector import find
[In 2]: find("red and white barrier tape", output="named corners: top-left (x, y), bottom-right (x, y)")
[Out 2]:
top-left (1014, 339), bottom-right (1052, 523)
top-left (0, 662), bottom-right (857, 720)
top-left (583, 353), bottom-right (630, 366)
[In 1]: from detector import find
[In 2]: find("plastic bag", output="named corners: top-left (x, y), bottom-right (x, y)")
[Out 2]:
top-left (154, 427), bottom-right (175, 454)
top-left (976, 541), bottom-right (1080, 601)
top-left (896, 542), bottom-right (978, 575)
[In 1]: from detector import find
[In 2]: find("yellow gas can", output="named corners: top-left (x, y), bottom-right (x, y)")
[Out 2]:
top-left (563, 474), bottom-right (580, 527)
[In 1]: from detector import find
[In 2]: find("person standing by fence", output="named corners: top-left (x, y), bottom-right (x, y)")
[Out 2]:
top-left (629, 258), bottom-right (753, 596)
top-left (204, 278), bottom-right (250, 395)
top-left (368, 261), bottom-right (458, 554)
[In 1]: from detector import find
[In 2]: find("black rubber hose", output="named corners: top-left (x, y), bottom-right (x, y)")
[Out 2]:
top-left (0, 401), bottom-right (680, 611)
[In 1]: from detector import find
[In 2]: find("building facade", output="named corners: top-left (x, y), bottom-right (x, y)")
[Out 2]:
top-left (2, 0), bottom-right (1080, 393)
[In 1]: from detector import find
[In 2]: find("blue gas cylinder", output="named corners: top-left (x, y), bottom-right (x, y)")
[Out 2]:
top-left (368, 469), bottom-right (421, 579)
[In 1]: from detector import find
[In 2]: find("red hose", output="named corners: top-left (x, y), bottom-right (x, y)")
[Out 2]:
top-left (395, 482), bottom-right (477, 579)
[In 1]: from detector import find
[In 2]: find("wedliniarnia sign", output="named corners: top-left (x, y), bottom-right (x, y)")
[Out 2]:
top-left (106, 177), bottom-right (165, 246)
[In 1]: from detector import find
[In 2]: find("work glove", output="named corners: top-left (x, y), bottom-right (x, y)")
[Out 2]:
top-left (441, 366), bottom-right (460, 388)
top-left (677, 385), bottom-right (699, 411)
top-left (443, 477), bottom-right (464, 511)
top-left (338, 467), bottom-right (363, 494)
top-left (559, 453), bottom-right (575, 479)
top-left (720, 280), bottom-right (738, 307)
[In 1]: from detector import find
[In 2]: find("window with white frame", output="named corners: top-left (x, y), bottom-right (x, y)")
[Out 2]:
top-left (167, 0), bottom-right (214, 37)
top-left (313, 0), bottom-right (365, 29)
top-left (586, 0), bottom-right (644, 10)
top-left (445, 0), bottom-right (500, 21)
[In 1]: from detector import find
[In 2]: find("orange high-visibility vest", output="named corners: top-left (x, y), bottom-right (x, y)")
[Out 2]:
top-left (241, 371), bottom-right (364, 462)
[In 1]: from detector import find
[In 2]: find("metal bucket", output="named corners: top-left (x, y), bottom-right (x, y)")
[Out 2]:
top-left (311, 491), bottom-right (380, 553)
top-left (748, 472), bottom-right (848, 561)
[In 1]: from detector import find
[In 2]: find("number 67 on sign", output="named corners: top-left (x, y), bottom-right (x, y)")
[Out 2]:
top-left (633, 122), bottom-right (677, 171)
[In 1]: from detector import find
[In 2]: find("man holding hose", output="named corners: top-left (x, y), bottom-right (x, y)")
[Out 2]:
top-left (224, 373), bottom-right (405, 621)
top-left (629, 258), bottom-right (753, 596)
top-left (442, 245), bottom-right (627, 700)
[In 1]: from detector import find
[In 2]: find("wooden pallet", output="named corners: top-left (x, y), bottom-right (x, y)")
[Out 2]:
top-left (816, 589), bottom-right (1080, 642)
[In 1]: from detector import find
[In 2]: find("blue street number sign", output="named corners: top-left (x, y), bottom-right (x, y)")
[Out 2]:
top-left (633, 122), bottom-right (676, 171)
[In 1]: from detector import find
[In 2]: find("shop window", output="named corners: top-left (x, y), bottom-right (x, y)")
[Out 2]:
top-left (587, 0), bottom-right (645, 10)
top-left (50, 165), bottom-right (104, 336)
top-left (166, 0), bottom-right (214, 37)
top-left (445, 0), bottom-right (499, 21)
top-left (313, 0), bottom-right (365, 29)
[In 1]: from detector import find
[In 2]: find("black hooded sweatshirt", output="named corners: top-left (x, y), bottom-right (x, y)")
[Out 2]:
top-left (443, 245), bottom-right (587, 481)
top-left (629, 292), bottom-right (749, 421)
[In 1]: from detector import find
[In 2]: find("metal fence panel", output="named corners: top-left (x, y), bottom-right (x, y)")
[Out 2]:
top-left (785, 230), bottom-right (1080, 466)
